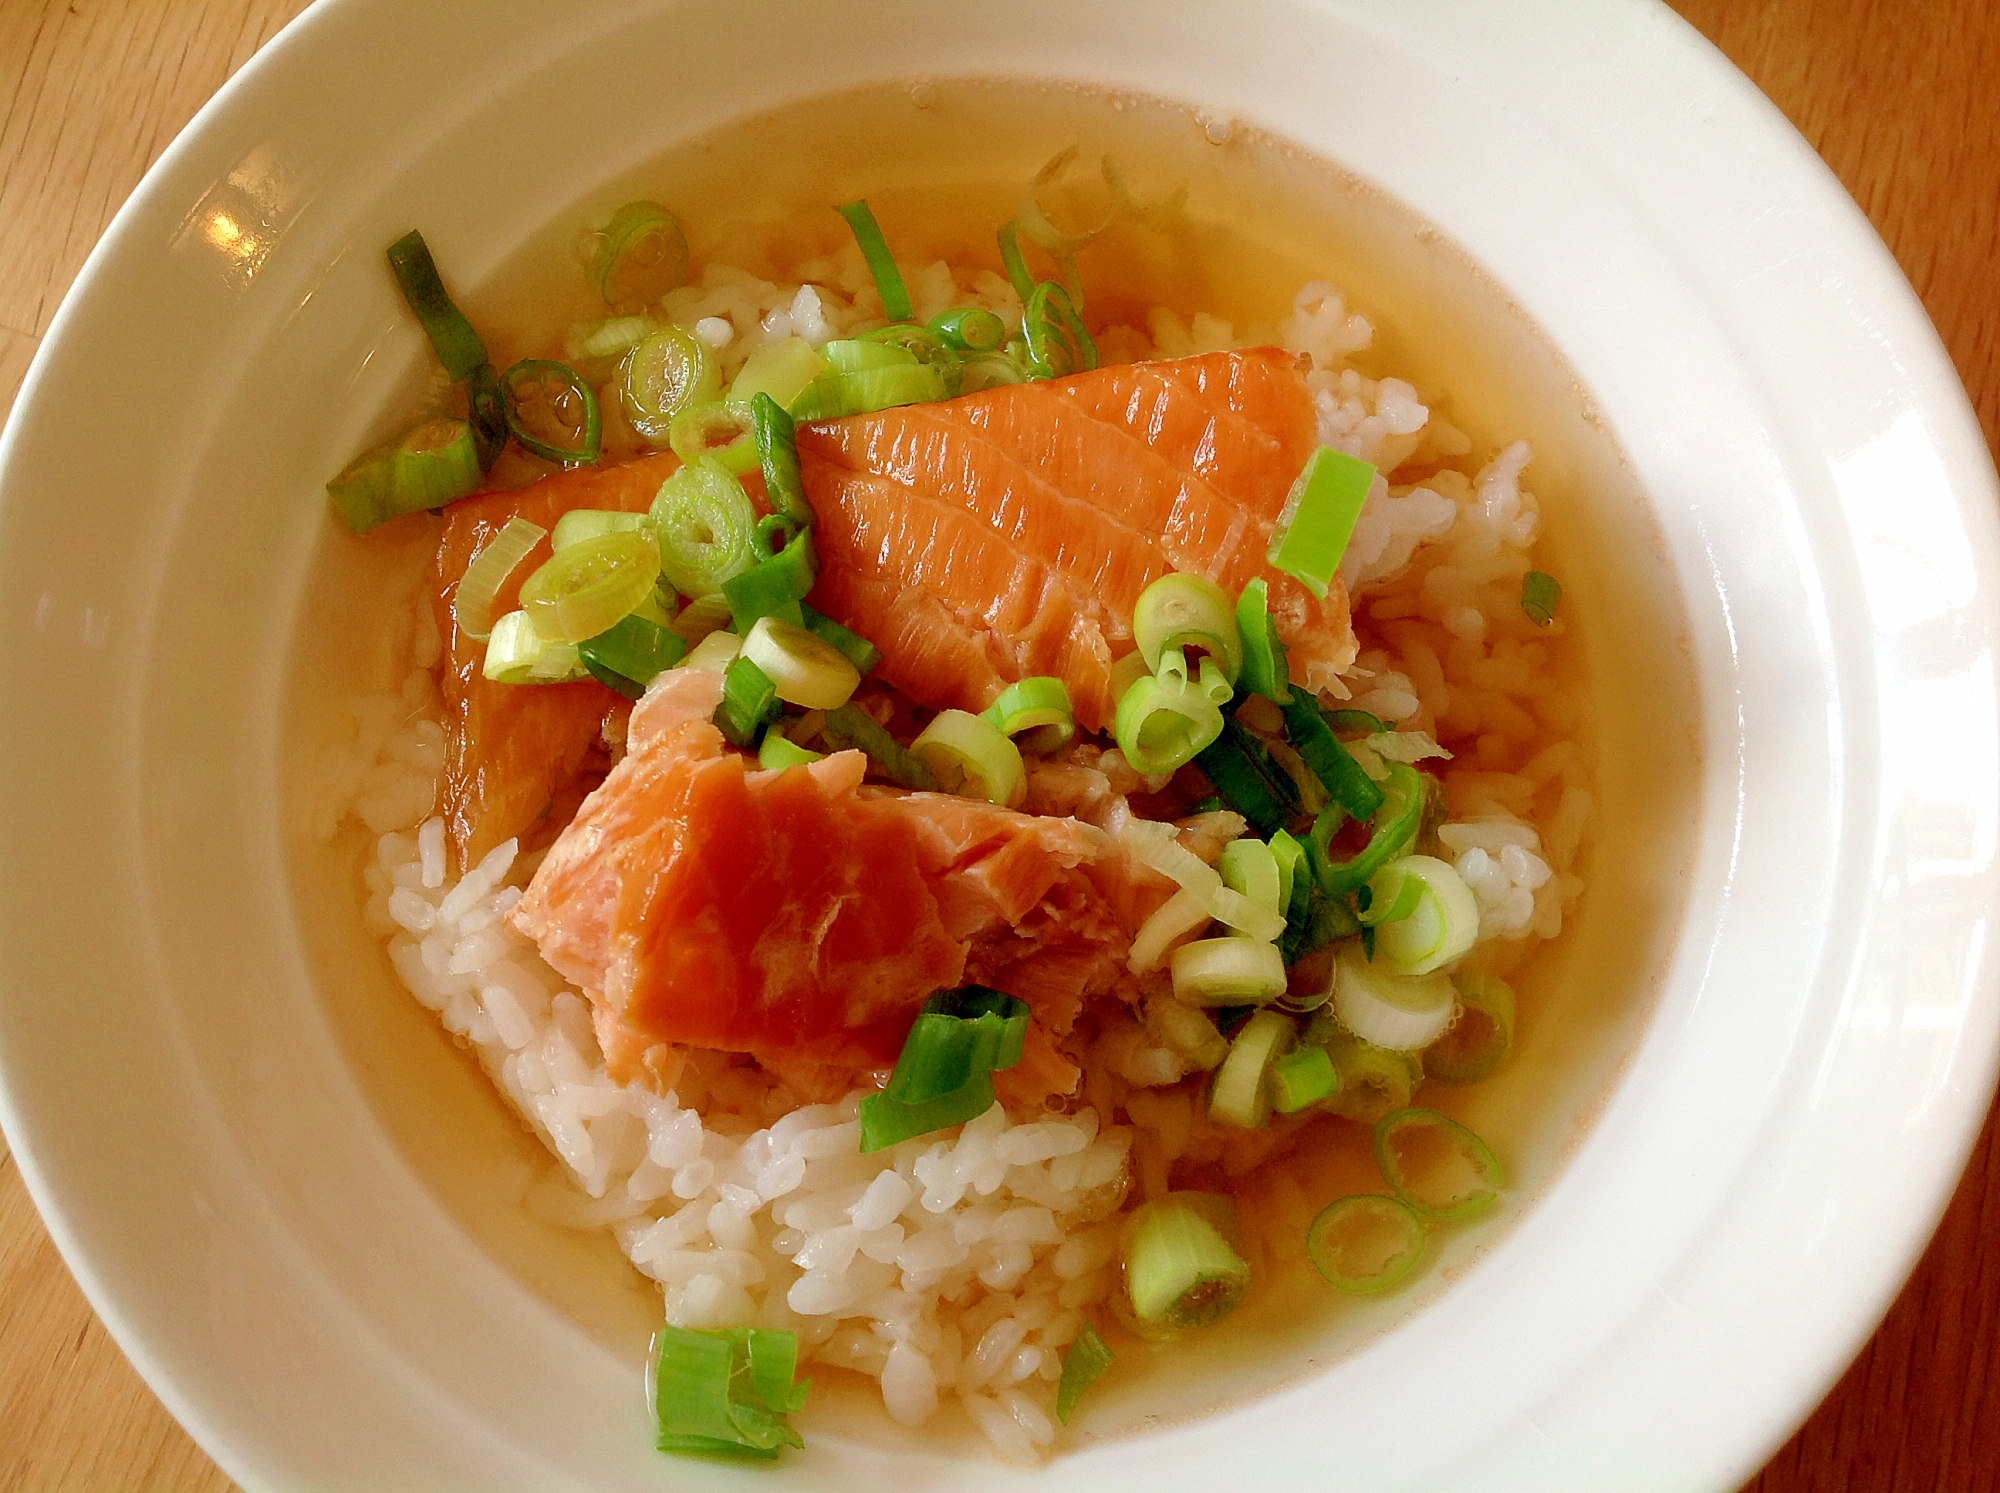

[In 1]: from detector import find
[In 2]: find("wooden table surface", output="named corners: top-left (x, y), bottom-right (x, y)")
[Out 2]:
top-left (2, 1), bottom-right (1995, 1488)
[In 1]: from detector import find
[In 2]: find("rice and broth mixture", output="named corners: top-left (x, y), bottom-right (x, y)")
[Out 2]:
top-left (312, 150), bottom-right (1587, 1462)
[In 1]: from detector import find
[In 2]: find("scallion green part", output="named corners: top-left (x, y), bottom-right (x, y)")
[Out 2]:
top-left (996, 221), bottom-right (1036, 302)
top-left (929, 306), bottom-right (1008, 352)
top-left (384, 230), bottom-right (486, 381)
top-left (578, 612), bottom-right (684, 699)
top-left (1268, 447), bottom-right (1376, 601)
top-left (1522, 570), bottom-right (1562, 627)
top-left (550, 508), bottom-right (648, 551)
top-left (1329, 708), bottom-right (1391, 736)
top-left (517, 527), bottom-right (659, 645)
top-left (620, 327), bottom-right (718, 444)
top-left (1271, 1044), bottom-right (1339, 1113)
top-left (1055, 1326), bottom-right (1114, 1424)
top-left (1425, 972), bottom-right (1516, 1084)
top-left (757, 732), bottom-right (823, 770)
top-left (822, 702), bottom-right (937, 790)
top-left (859, 987), bottom-right (1029, 1151)
top-left (1234, 578), bottom-right (1293, 703)
top-left (670, 401), bottom-right (761, 476)
top-left (715, 653), bottom-right (781, 748)
top-left (467, 361), bottom-right (508, 472)
top-left (587, 201), bottom-right (689, 310)
top-left (1307, 761), bottom-right (1425, 896)
top-left (326, 416), bottom-right (484, 534)
top-left (912, 708), bottom-right (1027, 807)
top-left (1324, 1030), bottom-right (1423, 1125)
top-left (500, 358), bottom-right (601, 465)
top-left (650, 459), bottom-right (759, 597)
top-left (722, 527), bottom-right (818, 634)
top-left (481, 609), bottom-right (583, 685)
top-left (1120, 1195), bottom-right (1251, 1330)
top-left (1281, 694), bottom-right (1385, 821)
top-left (800, 605), bottom-right (882, 675)
top-left (652, 1324), bottom-right (808, 1459)
top-left (1193, 719), bottom-right (1299, 838)
top-left (1306, 1194), bottom-right (1426, 1297)
top-left (1022, 279), bottom-right (1096, 378)
top-left (1374, 1108), bottom-right (1506, 1221)
top-left (746, 391), bottom-right (813, 530)
top-left (819, 338), bottom-right (918, 374)
top-left (835, 199), bottom-right (914, 322)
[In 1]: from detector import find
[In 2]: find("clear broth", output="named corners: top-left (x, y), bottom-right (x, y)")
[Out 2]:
top-left (283, 78), bottom-right (1700, 1454)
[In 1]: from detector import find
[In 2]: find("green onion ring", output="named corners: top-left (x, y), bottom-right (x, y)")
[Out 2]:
top-left (500, 358), bottom-right (601, 464)
top-left (834, 199), bottom-right (914, 322)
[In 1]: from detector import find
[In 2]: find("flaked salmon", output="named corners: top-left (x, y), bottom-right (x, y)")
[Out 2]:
top-left (428, 452), bottom-right (680, 867)
top-left (797, 347), bottom-right (1356, 732)
top-left (508, 669), bottom-right (1174, 1094)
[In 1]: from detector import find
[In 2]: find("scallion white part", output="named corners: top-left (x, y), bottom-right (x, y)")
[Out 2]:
top-left (1219, 838), bottom-right (1283, 922)
top-left (1128, 888), bottom-right (1216, 975)
top-left (481, 608), bottom-right (583, 684)
top-left (452, 516), bottom-right (547, 643)
top-left (741, 615), bottom-right (861, 710)
top-left (1171, 937), bottom-right (1288, 1007)
top-left (1208, 886), bottom-right (1286, 942)
top-left (1366, 854), bottom-right (1479, 975)
top-left (911, 709), bottom-right (1027, 808)
top-left (1207, 1009), bottom-right (1293, 1129)
top-left (682, 629), bottom-right (744, 674)
top-left (550, 507), bottom-right (648, 551)
top-left (1332, 944), bottom-right (1456, 1050)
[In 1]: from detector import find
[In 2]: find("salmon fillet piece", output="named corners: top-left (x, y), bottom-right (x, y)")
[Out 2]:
top-left (427, 452), bottom-right (680, 868)
top-left (797, 347), bottom-right (1357, 732)
top-left (508, 669), bottom-right (1171, 1086)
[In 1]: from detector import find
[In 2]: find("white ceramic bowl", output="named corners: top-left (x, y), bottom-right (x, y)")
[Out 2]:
top-left (4, 1), bottom-right (1998, 1488)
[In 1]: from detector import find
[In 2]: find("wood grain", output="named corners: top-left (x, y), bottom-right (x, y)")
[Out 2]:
top-left (0, 1), bottom-right (1994, 1489)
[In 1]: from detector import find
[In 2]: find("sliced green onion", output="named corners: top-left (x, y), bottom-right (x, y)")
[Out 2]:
top-left (1271, 1044), bottom-right (1339, 1113)
top-left (482, 609), bottom-right (584, 684)
top-left (1171, 937), bottom-right (1287, 1007)
top-left (983, 676), bottom-right (1074, 755)
top-left (929, 307), bottom-right (1007, 352)
top-left (835, 199), bottom-right (914, 322)
top-left (621, 328), bottom-right (719, 444)
top-left (729, 337), bottom-right (829, 410)
top-left (1268, 447), bottom-right (1376, 601)
top-left (667, 401), bottom-right (760, 476)
top-left (1120, 1195), bottom-right (1250, 1331)
top-left (650, 459), bottom-right (759, 596)
top-left (517, 527), bottom-right (659, 645)
top-left (996, 221), bottom-right (1036, 303)
top-left (1022, 279), bottom-right (1095, 378)
top-left (1427, 973), bottom-right (1517, 1084)
top-left (1128, 887), bottom-right (1217, 976)
top-left (1055, 1325), bottom-right (1113, 1425)
top-left (1269, 829), bottom-right (1308, 920)
top-left (682, 628), bottom-right (743, 674)
top-left (859, 987), bottom-right (1028, 1151)
top-left (790, 364), bottom-right (947, 422)
top-left (653, 1324), bottom-right (807, 1459)
top-left (1115, 672), bottom-right (1225, 776)
top-left (1365, 855), bottom-right (1479, 975)
top-left (550, 508), bottom-right (647, 551)
top-left (500, 358), bottom-right (601, 464)
top-left (1325, 1030), bottom-right (1423, 1124)
top-left (716, 653), bottom-right (781, 748)
top-left (384, 230), bottom-right (486, 380)
top-left (587, 201), bottom-right (688, 310)
top-left (723, 528), bottom-right (818, 633)
top-left (564, 313), bottom-right (660, 366)
top-left (1109, 650), bottom-right (1152, 706)
top-left (740, 612), bottom-right (859, 711)
top-left (748, 391), bottom-right (812, 528)
top-left (1207, 1008), bottom-right (1293, 1129)
top-left (819, 338), bottom-right (918, 374)
top-left (466, 362), bottom-right (507, 471)
top-left (1193, 719), bottom-right (1299, 838)
top-left (1282, 694), bottom-right (1385, 821)
top-left (882, 987), bottom-right (1029, 1104)
top-left (1358, 872), bottom-right (1426, 928)
top-left (672, 591), bottom-right (735, 647)
top-left (1375, 1108), bottom-right (1506, 1221)
top-left (822, 703), bottom-right (938, 790)
top-left (1333, 943), bottom-right (1455, 1051)
top-left (1522, 570), bottom-right (1562, 627)
top-left (327, 416), bottom-right (484, 534)
top-left (758, 732), bottom-right (823, 770)
top-left (799, 605), bottom-right (882, 675)
top-left (1307, 762), bottom-right (1425, 896)
top-left (1145, 994), bottom-right (1230, 1071)
top-left (1196, 656), bottom-right (1233, 708)
top-left (578, 612), bottom-right (684, 699)
top-left (1134, 573), bottom-right (1241, 681)
top-left (912, 709), bottom-right (1027, 808)
top-left (1218, 838), bottom-right (1283, 927)
top-left (959, 350), bottom-right (1029, 393)
top-left (451, 516), bottom-right (547, 641)
top-left (1234, 579), bottom-right (1293, 703)
top-left (1306, 1195), bottom-right (1426, 1297)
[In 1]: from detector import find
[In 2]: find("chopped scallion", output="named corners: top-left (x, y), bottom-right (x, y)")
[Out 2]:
top-left (1234, 578), bottom-right (1293, 703)
top-left (749, 392), bottom-right (812, 528)
top-left (1114, 671), bottom-right (1225, 776)
top-left (929, 306), bottom-right (1007, 353)
top-left (789, 363), bottom-right (946, 421)
top-left (517, 527), bottom-right (660, 645)
top-left (1306, 1194), bottom-right (1426, 1296)
top-left (822, 702), bottom-right (937, 790)
top-left (649, 458), bottom-right (759, 597)
top-left (500, 358), bottom-right (601, 465)
top-left (669, 401), bottom-right (761, 476)
top-left (1268, 447), bottom-right (1375, 601)
top-left (715, 653), bottom-right (781, 747)
top-left (1270, 1044), bottom-right (1339, 1113)
top-left (326, 416), bottom-right (485, 535)
top-left (1171, 937), bottom-right (1288, 1007)
top-left (799, 605), bottom-right (882, 675)
top-left (740, 612), bottom-right (859, 711)
top-left (818, 338), bottom-right (918, 374)
top-left (587, 201), bottom-right (689, 310)
top-left (1374, 1108), bottom-right (1506, 1221)
top-left (722, 528), bottom-right (818, 634)
top-left (1207, 1008), bottom-right (1293, 1129)
top-left (1022, 279), bottom-right (1095, 378)
top-left (983, 675), bottom-right (1075, 754)
top-left (835, 199), bottom-right (914, 322)
top-left (757, 732), bottom-right (823, 770)
top-left (859, 987), bottom-right (1029, 1151)
top-left (620, 327), bottom-right (718, 444)
top-left (451, 516), bottom-right (547, 642)
top-left (996, 221), bottom-right (1036, 303)
top-left (1055, 1325), bottom-right (1114, 1425)
top-left (1332, 944), bottom-right (1456, 1052)
top-left (1281, 694), bottom-right (1384, 821)
top-left (1364, 854), bottom-right (1479, 975)
top-left (1323, 1030), bottom-right (1423, 1125)
top-left (550, 508), bottom-right (648, 551)
top-left (384, 229), bottom-right (486, 380)
top-left (728, 337), bottom-right (828, 411)
top-left (1306, 761), bottom-right (1424, 896)
top-left (578, 612), bottom-right (684, 698)
top-left (1133, 572), bottom-right (1241, 681)
top-left (1192, 719), bottom-right (1299, 838)
top-left (652, 1323), bottom-right (807, 1459)
top-left (1426, 972), bottom-right (1516, 1084)
top-left (1522, 569), bottom-right (1562, 627)
top-left (1120, 1194), bottom-right (1250, 1331)
top-left (911, 709), bottom-right (1027, 808)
